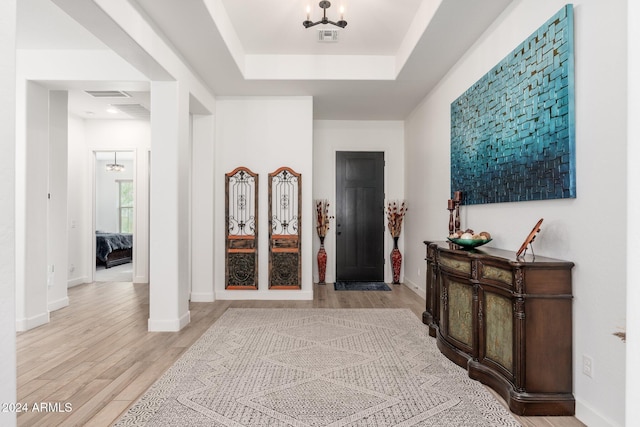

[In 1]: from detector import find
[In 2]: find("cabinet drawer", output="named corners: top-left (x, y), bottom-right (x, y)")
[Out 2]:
top-left (480, 264), bottom-right (513, 287)
top-left (438, 253), bottom-right (471, 276)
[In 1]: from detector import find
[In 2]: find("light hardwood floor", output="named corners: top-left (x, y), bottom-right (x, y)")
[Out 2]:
top-left (16, 281), bottom-right (584, 427)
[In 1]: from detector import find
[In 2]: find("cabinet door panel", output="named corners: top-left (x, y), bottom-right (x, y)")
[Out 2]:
top-left (447, 280), bottom-right (474, 348)
top-left (483, 291), bottom-right (514, 375)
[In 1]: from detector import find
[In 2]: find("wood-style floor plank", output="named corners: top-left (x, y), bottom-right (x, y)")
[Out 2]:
top-left (16, 281), bottom-right (584, 427)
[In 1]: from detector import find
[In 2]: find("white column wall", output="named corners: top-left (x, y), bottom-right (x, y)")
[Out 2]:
top-left (148, 81), bottom-right (191, 331)
top-left (67, 115), bottom-right (89, 287)
top-left (191, 114), bottom-right (216, 301)
top-left (15, 81), bottom-right (50, 331)
top-left (312, 120), bottom-right (405, 285)
top-left (0, 0), bottom-right (17, 424)
top-left (404, 1), bottom-right (627, 425)
top-left (47, 91), bottom-right (69, 312)
top-left (626, 0), bottom-right (639, 425)
top-left (215, 96), bottom-right (313, 300)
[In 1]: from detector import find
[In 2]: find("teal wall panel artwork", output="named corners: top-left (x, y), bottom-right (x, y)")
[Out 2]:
top-left (451, 4), bottom-right (575, 205)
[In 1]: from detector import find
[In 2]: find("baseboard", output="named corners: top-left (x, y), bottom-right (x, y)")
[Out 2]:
top-left (133, 275), bottom-right (148, 284)
top-left (68, 276), bottom-right (88, 288)
top-left (403, 277), bottom-right (425, 298)
top-left (215, 289), bottom-right (314, 301)
top-left (190, 292), bottom-right (215, 302)
top-left (48, 296), bottom-right (69, 312)
top-left (16, 311), bottom-right (50, 331)
top-left (148, 310), bottom-right (191, 332)
top-left (575, 399), bottom-right (620, 427)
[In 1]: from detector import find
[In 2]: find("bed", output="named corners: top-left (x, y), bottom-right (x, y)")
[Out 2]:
top-left (96, 232), bottom-right (133, 268)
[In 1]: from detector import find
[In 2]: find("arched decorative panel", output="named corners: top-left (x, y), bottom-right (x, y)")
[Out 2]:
top-left (225, 167), bottom-right (258, 289)
top-left (268, 167), bottom-right (301, 289)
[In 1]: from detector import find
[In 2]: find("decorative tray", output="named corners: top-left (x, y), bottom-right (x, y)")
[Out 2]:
top-left (447, 237), bottom-right (492, 249)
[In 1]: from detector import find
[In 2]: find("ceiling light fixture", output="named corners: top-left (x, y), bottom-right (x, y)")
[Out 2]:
top-left (106, 152), bottom-right (125, 172)
top-left (303, 1), bottom-right (347, 29)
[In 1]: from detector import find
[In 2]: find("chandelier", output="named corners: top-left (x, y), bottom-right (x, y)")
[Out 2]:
top-left (303, 1), bottom-right (347, 29)
top-left (106, 152), bottom-right (125, 172)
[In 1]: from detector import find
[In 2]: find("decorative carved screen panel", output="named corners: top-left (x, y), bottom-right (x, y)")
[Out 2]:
top-left (225, 167), bottom-right (258, 289)
top-left (268, 167), bottom-right (301, 289)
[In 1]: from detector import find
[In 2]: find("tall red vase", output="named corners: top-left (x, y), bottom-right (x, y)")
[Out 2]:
top-left (391, 236), bottom-right (402, 284)
top-left (317, 236), bottom-right (327, 284)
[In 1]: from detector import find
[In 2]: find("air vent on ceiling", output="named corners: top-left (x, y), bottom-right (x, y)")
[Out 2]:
top-left (111, 104), bottom-right (150, 120)
top-left (85, 90), bottom-right (131, 98)
top-left (318, 29), bottom-right (339, 42)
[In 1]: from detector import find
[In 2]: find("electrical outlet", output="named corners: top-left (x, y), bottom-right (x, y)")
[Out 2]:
top-left (582, 355), bottom-right (593, 378)
top-left (417, 268), bottom-right (421, 277)
top-left (47, 264), bottom-right (55, 287)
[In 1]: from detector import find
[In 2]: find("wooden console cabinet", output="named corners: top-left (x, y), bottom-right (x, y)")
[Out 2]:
top-left (423, 241), bottom-right (575, 416)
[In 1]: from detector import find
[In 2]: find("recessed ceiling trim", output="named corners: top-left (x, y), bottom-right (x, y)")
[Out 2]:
top-left (201, 0), bottom-right (247, 74)
top-left (244, 55), bottom-right (397, 80)
top-left (396, 0), bottom-right (444, 73)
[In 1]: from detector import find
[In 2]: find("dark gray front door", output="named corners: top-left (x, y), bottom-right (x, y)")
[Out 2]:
top-left (335, 151), bottom-right (384, 281)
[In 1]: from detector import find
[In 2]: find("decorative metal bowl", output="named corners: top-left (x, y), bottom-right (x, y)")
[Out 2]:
top-left (447, 237), bottom-right (492, 249)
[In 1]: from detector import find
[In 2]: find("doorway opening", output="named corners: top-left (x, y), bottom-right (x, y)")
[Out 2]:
top-left (94, 150), bottom-right (135, 282)
top-left (335, 151), bottom-right (385, 281)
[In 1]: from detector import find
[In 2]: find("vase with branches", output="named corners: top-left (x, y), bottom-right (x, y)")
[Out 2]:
top-left (386, 200), bottom-right (407, 284)
top-left (315, 199), bottom-right (334, 284)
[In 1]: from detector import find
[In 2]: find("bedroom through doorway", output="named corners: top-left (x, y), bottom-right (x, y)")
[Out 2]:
top-left (94, 150), bottom-right (135, 283)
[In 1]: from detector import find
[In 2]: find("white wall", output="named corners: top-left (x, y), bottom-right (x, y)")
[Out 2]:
top-left (0, 1), bottom-right (17, 424)
top-left (215, 96), bottom-right (313, 299)
top-left (67, 115), bottom-right (89, 287)
top-left (47, 91), bottom-right (69, 312)
top-left (191, 114), bottom-right (216, 302)
top-left (626, 1), bottom-right (640, 426)
top-left (404, 1), bottom-right (627, 426)
top-left (312, 120), bottom-right (406, 285)
top-left (15, 81), bottom-right (50, 331)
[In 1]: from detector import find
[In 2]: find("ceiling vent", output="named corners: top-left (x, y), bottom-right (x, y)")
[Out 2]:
top-left (85, 90), bottom-right (131, 98)
top-left (111, 104), bottom-right (150, 120)
top-left (318, 29), bottom-right (339, 42)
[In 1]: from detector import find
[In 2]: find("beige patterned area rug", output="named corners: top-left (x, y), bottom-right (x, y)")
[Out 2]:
top-left (115, 309), bottom-right (520, 426)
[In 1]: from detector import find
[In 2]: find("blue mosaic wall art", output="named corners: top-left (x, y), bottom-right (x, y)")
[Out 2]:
top-left (451, 5), bottom-right (575, 205)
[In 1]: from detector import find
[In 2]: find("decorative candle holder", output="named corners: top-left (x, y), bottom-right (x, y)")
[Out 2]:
top-left (453, 191), bottom-right (463, 231)
top-left (447, 199), bottom-right (455, 236)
